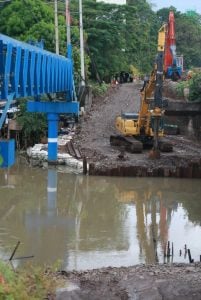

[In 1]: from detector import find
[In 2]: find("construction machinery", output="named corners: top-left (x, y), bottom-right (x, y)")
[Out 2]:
top-left (164, 11), bottom-right (183, 80)
top-left (110, 23), bottom-right (172, 156)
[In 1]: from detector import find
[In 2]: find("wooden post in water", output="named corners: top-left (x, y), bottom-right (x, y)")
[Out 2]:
top-left (83, 156), bottom-right (87, 175)
top-left (188, 249), bottom-right (194, 263)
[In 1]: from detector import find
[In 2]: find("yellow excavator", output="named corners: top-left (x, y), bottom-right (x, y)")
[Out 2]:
top-left (110, 24), bottom-right (173, 156)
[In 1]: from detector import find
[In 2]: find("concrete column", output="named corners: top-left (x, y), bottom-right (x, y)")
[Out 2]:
top-left (47, 113), bottom-right (59, 162)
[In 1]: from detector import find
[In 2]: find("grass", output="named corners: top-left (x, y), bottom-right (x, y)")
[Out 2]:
top-left (0, 260), bottom-right (58, 300)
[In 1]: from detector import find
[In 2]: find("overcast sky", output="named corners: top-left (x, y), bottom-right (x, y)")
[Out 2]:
top-left (149, 0), bottom-right (201, 14)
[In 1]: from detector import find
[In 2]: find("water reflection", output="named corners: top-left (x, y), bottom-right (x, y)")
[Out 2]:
top-left (0, 165), bottom-right (201, 270)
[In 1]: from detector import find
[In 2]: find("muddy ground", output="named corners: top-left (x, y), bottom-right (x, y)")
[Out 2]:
top-left (73, 81), bottom-right (201, 177)
top-left (56, 263), bottom-right (201, 299)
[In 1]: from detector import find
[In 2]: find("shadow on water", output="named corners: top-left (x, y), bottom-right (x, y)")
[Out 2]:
top-left (0, 164), bottom-right (201, 270)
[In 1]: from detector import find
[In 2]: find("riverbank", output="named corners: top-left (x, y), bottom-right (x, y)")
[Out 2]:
top-left (2, 260), bottom-right (201, 299)
top-left (56, 263), bottom-right (201, 299)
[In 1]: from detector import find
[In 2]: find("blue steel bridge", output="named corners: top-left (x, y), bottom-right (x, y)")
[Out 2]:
top-left (0, 33), bottom-right (79, 167)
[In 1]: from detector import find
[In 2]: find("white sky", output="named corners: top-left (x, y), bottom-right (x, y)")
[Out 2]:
top-left (149, 0), bottom-right (201, 13)
top-left (97, 0), bottom-right (201, 13)
top-left (97, 0), bottom-right (126, 4)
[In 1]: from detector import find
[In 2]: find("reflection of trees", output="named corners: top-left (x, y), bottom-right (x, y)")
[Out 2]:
top-left (1, 167), bottom-right (201, 267)
top-left (0, 165), bottom-right (46, 217)
top-left (134, 190), bottom-right (167, 263)
top-left (0, 165), bottom-right (48, 261)
top-left (0, 169), bottom-right (130, 265)
top-left (59, 176), bottom-right (129, 251)
top-left (181, 186), bottom-right (201, 225)
top-left (161, 179), bottom-right (201, 226)
top-left (113, 177), bottom-right (200, 264)
top-left (136, 196), bottom-right (156, 263)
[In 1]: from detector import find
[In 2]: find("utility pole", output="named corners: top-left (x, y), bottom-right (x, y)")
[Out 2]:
top-left (65, 0), bottom-right (71, 58)
top-left (54, 0), bottom-right (59, 54)
top-left (79, 0), bottom-right (85, 86)
top-left (66, 0), bottom-right (71, 45)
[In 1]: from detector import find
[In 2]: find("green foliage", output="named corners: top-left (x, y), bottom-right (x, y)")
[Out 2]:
top-left (90, 82), bottom-right (109, 97)
top-left (16, 99), bottom-right (47, 147)
top-left (0, 261), bottom-right (56, 299)
top-left (175, 80), bottom-right (189, 98)
top-left (188, 72), bottom-right (201, 102)
top-left (1, 0), bottom-right (201, 86)
top-left (129, 65), bottom-right (141, 76)
top-left (67, 0), bottom-right (159, 81)
top-left (0, 0), bottom-right (55, 50)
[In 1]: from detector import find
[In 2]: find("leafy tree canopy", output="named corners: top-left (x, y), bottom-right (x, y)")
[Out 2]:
top-left (0, 0), bottom-right (201, 81)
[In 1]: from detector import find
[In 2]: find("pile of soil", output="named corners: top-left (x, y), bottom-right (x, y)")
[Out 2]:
top-left (73, 82), bottom-right (201, 177)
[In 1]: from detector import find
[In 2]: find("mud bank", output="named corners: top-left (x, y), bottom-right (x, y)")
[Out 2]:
top-left (88, 156), bottom-right (201, 178)
top-left (56, 263), bottom-right (201, 300)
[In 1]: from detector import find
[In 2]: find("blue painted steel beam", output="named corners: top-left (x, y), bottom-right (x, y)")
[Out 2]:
top-left (0, 93), bottom-right (14, 129)
top-left (27, 101), bottom-right (79, 162)
top-left (0, 33), bottom-right (74, 100)
top-left (27, 101), bottom-right (79, 114)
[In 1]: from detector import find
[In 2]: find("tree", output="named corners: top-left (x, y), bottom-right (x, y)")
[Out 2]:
top-left (0, 0), bottom-right (66, 53)
top-left (77, 0), bottom-right (159, 81)
top-left (189, 72), bottom-right (201, 102)
top-left (176, 13), bottom-right (201, 69)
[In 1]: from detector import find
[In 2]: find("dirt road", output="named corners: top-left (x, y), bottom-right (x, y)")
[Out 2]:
top-left (74, 82), bottom-right (201, 177)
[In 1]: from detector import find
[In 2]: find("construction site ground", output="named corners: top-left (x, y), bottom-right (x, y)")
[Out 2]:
top-left (56, 264), bottom-right (201, 300)
top-left (73, 81), bottom-right (201, 177)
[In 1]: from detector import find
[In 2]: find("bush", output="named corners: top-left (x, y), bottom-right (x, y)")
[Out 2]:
top-left (189, 72), bottom-right (201, 102)
top-left (0, 260), bottom-right (57, 299)
top-left (175, 80), bottom-right (189, 98)
top-left (16, 99), bottom-right (47, 148)
top-left (91, 82), bottom-right (109, 97)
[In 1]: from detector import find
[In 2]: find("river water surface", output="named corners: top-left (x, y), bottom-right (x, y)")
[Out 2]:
top-left (0, 163), bottom-right (201, 270)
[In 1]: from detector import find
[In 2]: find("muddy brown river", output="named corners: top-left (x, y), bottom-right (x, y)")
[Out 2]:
top-left (0, 163), bottom-right (201, 270)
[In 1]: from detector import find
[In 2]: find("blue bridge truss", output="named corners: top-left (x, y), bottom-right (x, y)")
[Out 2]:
top-left (0, 33), bottom-right (79, 167)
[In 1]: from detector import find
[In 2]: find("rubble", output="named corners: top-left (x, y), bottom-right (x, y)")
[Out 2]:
top-left (28, 134), bottom-right (84, 174)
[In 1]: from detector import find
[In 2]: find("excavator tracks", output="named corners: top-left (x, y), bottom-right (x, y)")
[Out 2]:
top-left (110, 135), bottom-right (143, 153)
top-left (110, 135), bottom-right (173, 154)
